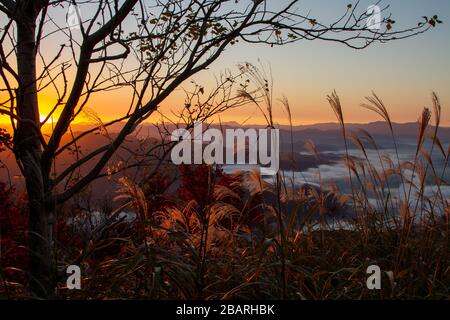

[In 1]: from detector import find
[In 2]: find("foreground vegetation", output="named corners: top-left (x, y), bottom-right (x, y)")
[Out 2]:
top-left (1, 92), bottom-right (449, 300)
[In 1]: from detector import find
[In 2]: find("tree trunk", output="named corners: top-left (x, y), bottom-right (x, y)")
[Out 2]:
top-left (22, 152), bottom-right (54, 299)
top-left (15, 12), bottom-right (55, 298)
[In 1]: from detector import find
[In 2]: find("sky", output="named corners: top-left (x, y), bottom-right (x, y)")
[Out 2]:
top-left (199, 0), bottom-right (450, 125)
top-left (1, 0), bottom-right (449, 126)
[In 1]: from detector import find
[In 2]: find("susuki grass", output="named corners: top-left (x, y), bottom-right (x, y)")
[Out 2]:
top-left (1, 89), bottom-right (449, 300)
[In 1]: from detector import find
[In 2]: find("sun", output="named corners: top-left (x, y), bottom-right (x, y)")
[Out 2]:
top-left (39, 114), bottom-right (58, 124)
top-left (39, 114), bottom-right (49, 123)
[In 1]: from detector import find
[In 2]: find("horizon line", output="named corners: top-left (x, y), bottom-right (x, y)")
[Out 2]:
top-left (1, 119), bottom-right (449, 128)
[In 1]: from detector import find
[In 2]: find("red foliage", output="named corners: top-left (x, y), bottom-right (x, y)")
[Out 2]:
top-left (142, 172), bottom-right (175, 213)
top-left (0, 182), bottom-right (29, 283)
top-left (177, 164), bottom-right (226, 209)
top-left (0, 128), bottom-right (12, 153)
top-left (0, 182), bottom-right (84, 285)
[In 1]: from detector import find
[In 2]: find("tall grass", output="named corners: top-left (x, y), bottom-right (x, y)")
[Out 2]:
top-left (1, 91), bottom-right (448, 300)
top-left (83, 93), bottom-right (446, 299)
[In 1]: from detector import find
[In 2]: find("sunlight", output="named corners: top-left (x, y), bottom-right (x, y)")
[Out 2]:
top-left (39, 114), bottom-right (58, 124)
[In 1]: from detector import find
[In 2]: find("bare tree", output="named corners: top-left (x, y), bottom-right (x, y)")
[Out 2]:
top-left (0, 0), bottom-right (440, 298)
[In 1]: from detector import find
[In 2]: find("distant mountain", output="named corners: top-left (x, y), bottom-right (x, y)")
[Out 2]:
top-left (73, 120), bottom-right (449, 141)
top-left (217, 121), bottom-right (449, 140)
top-left (3, 120), bottom-right (448, 140)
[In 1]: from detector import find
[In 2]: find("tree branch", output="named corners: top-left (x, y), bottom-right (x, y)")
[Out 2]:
top-left (41, 0), bottom-right (139, 178)
top-left (0, 0), bottom-right (14, 16)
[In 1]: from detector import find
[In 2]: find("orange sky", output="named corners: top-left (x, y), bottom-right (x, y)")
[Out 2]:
top-left (1, 0), bottom-right (449, 127)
